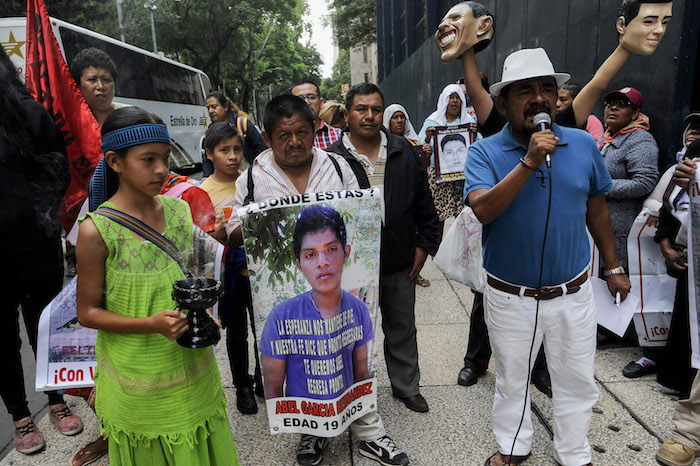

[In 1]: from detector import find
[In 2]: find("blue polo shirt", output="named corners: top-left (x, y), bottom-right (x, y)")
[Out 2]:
top-left (464, 123), bottom-right (612, 287)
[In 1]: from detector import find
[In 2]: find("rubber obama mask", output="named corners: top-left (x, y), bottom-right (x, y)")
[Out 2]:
top-left (435, 2), bottom-right (493, 63)
top-left (617, 1), bottom-right (672, 55)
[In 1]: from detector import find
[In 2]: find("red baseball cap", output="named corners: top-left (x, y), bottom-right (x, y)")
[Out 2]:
top-left (604, 87), bottom-right (644, 109)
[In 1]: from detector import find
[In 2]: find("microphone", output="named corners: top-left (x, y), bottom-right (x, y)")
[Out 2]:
top-left (533, 112), bottom-right (552, 169)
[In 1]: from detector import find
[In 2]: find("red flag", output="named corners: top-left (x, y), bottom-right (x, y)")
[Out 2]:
top-left (25, 0), bottom-right (103, 230)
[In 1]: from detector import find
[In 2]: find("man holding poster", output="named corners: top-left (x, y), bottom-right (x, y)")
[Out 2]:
top-left (227, 95), bottom-right (409, 466)
top-left (260, 205), bottom-right (373, 400)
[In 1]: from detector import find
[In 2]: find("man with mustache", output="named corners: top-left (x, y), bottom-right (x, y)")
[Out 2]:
top-left (464, 48), bottom-right (631, 466)
top-left (454, 0), bottom-right (668, 397)
top-left (458, 1), bottom-right (671, 139)
top-left (326, 83), bottom-right (441, 414)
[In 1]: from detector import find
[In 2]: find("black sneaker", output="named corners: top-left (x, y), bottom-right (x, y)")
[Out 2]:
top-left (296, 434), bottom-right (329, 466)
top-left (359, 436), bottom-right (409, 466)
top-left (622, 360), bottom-right (657, 378)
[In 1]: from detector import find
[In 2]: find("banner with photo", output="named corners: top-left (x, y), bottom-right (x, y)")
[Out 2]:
top-left (239, 189), bottom-right (382, 437)
top-left (688, 176), bottom-right (700, 369)
top-left (432, 123), bottom-right (477, 183)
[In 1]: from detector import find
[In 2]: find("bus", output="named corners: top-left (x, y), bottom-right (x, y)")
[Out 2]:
top-left (0, 17), bottom-right (211, 171)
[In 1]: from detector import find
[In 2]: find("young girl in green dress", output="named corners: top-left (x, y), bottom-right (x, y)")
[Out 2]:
top-left (76, 106), bottom-right (239, 465)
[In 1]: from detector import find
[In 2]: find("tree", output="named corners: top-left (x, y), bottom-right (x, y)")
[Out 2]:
top-left (1, 0), bottom-right (117, 34)
top-left (320, 48), bottom-right (350, 103)
top-left (327, 0), bottom-right (375, 50)
top-left (145, 0), bottom-right (317, 116)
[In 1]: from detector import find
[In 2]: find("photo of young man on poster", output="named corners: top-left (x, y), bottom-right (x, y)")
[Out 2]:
top-left (439, 133), bottom-right (469, 174)
top-left (433, 124), bottom-right (476, 181)
top-left (259, 204), bottom-right (374, 400)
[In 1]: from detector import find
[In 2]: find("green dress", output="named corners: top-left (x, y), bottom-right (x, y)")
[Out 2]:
top-left (83, 196), bottom-right (238, 466)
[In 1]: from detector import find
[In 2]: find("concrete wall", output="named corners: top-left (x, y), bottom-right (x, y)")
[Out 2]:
top-left (379, 0), bottom-right (700, 166)
top-left (351, 43), bottom-right (378, 85)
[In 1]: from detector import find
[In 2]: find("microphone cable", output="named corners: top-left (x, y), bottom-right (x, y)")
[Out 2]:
top-left (506, 158), bottom-right (553, 464)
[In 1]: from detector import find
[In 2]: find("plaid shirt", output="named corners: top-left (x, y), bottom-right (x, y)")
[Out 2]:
top-left (314, 120), bottom-right (342, 150)
top-left (225, 147), bottom-right (359, 236)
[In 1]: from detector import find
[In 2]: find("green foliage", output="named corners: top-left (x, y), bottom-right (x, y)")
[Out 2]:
top-left (145, 0), bottom-right (322, 116)
top-left (242, 206), bottom-right (303, 289)
top-left (320, 48), bottom-right (350, 103)
top-left (327, 0), bottom-right (376, 50)
top-left (2, 0), bottom-right (118, 36)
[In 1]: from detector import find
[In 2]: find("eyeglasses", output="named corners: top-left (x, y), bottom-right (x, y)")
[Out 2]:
top-left (604, 99), bottom-right (635, 109)
top-left (301, 93), bottom-right (319, 103)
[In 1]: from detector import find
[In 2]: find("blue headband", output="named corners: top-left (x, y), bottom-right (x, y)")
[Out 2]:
top-left (100, 123), bottom-right (170, 153)
top-left (90, 123), bottom-right (170, 211)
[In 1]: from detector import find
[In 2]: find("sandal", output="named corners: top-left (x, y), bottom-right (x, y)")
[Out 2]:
top-left (484, 451), bottom-right (531, 466)
top-left (416, 275), bottom-right (431, 287)
top-left (71, 436), bottom-right (108, 466)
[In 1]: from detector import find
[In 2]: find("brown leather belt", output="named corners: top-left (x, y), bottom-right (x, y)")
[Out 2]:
top-left (487, 273), bottom-right (588, 301)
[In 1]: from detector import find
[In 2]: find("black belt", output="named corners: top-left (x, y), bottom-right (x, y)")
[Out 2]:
top-left (487, 273), bottom-right (588, 301)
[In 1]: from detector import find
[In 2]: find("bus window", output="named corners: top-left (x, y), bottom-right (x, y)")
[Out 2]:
top-left (199, 73), bottom-right (212, 96)
top-left (59, 26), bottom-right (204, 106)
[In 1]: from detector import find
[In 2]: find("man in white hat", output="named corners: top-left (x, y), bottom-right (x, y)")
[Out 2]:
top-left (464, 48), bottom-right (631, 466)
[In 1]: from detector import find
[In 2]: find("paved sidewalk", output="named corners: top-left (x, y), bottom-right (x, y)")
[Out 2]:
top-left (2, 258), bottom-right (697, 465)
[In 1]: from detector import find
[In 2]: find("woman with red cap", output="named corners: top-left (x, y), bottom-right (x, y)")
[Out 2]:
top-left (598, 87), bottom-right (659, 272)
top-left (598, 87), bottom-right (660, 376)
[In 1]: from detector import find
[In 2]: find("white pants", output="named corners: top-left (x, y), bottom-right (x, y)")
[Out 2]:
top-left (350, 410), bottom-right (386, 441)
top-left (485, 279), bottom-right (598, 466)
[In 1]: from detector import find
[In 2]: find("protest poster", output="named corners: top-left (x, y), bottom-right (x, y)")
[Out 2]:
top-left (433, 123), bottom-right (477, 183)
top-left (36, 278), bottom-right (97, 391)
top-left (36, 228), bottom-right (224, 390)
top-left (688, 176), bottom-right (700, 369)
top-left (627, 208), bottom-right (677, 346)
top-left (239, 188), bottom-right (382, 436)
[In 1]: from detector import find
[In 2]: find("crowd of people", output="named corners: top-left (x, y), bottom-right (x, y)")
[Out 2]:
top-left (2, 0), bottom-right (700, 465)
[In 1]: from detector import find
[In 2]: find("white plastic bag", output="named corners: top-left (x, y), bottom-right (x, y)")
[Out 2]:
top-left (434, 206), bottom-right (486, 292)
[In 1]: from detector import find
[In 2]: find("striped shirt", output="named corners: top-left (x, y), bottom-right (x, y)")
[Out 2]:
top-left (225, 147), bottom-right (359, 236)
top-left (314, 120), bottom-right (342, 150)
top-left (342, 132), bottom-right (388, 188)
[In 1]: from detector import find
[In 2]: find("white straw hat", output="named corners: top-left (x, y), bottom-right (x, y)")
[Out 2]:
top-left (489, 48), bottom-right (570, 96)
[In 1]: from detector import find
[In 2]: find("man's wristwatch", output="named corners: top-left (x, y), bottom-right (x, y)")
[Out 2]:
top-left (603, 266), bottom-right (625, 277)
